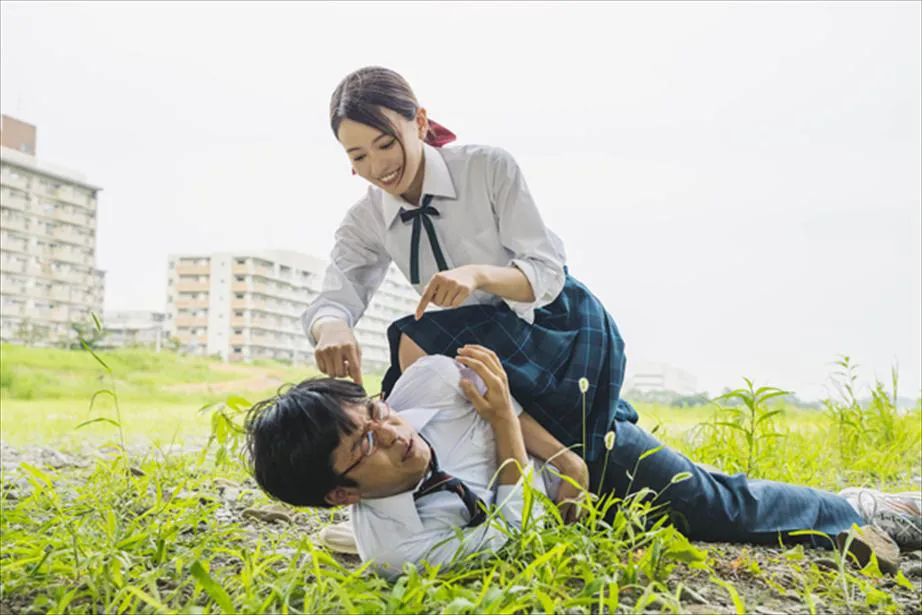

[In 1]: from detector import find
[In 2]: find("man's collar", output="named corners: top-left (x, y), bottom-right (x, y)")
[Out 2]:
top-left (380, 142), bottom-right (458, 228)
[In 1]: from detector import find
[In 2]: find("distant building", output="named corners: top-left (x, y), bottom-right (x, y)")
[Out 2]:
top-left (0, 115), bottom-right (106, 347)
top-left (101, 310), bottom-right (167, 350)
top-left (624, 362), bottom-right (698, 396)
top-left (0, 115), bottom-right (37, 156)
top-left (163, 250), bottom-right (418, 371)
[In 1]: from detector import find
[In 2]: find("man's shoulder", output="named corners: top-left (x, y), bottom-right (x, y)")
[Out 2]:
top-left (389, 355), bottom-right (460, 396)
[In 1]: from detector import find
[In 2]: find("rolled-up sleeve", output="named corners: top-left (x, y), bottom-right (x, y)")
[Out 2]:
top-left (301, 205), bottom-right (391, 345)
top-left (487, 147), bottom-right (567, 324)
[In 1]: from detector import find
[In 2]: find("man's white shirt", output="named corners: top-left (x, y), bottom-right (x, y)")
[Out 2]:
top-left (351, 355), bottom-right (562, 580)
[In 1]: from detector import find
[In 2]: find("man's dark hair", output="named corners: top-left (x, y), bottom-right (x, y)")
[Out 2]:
top-left (243, 378), bottom-right (367, 508)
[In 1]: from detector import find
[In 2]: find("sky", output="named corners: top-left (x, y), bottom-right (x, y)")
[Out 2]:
top-left (1, 1), bottom-right (919, 401)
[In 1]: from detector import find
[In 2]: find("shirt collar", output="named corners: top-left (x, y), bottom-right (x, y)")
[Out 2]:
top-left (349, 405), bottom-right (441, 533)
top-left (380, 142), bottom-right (458, 228)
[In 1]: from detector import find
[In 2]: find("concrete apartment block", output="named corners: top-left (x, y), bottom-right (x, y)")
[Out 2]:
top-left (164, 250), bottom-right (418, 372)
top-left (0, 135), bottom-right (105, 346)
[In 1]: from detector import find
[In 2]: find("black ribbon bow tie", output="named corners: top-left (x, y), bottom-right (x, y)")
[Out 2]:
top-left (413, 437), bottom-right (487, 528)
top-left (399, 194), bottom-right (449, 285)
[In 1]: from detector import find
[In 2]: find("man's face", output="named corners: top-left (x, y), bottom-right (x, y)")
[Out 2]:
top-left (327, 399), bottom-right (431, 502)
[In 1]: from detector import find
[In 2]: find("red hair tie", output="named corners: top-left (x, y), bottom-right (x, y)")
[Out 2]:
top-left (352, 119), bottom-right (456, 174)
top-left (425, 120), bottom-right (457, 147)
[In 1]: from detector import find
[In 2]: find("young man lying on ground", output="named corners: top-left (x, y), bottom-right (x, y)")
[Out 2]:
top-left (243, 345), bottom-right (922, 579)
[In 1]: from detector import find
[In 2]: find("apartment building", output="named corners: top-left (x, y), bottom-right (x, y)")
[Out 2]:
top-left (164, 250), bottom-right (418, 371)
top-left (0, 116), bottom-right (105, 345)
top-left (624, 362), bottom-right (699, 396)
top-left (101, 310), bottom-right (167, 350)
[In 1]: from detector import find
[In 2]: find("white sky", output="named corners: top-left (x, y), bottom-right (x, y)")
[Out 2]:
top-left (1, 1), bottom-right (919, 400)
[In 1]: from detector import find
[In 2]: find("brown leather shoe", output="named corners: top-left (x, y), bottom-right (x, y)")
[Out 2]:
top-left (835, 524), bottom-right (900, 575)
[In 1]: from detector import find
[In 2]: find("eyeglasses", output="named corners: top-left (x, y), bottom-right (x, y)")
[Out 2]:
top-left (339, 399), bottom-right (392, 478)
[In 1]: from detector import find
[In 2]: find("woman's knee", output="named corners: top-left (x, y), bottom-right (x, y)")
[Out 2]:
top-left (398, 334), bottom-right (427, 371)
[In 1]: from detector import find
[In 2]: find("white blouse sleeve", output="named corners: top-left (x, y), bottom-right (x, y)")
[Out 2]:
top-left (300, 204), bottom-right (392, 345)
top-left (486, 147), bottom-right (567, 323)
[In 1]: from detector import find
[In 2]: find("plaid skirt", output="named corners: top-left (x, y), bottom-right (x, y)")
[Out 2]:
top-left (380, 274), bottom-right (638, 462)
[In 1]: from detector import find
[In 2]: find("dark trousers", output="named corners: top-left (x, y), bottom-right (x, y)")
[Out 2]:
top-left (590, 420), bottom-right (862, 546)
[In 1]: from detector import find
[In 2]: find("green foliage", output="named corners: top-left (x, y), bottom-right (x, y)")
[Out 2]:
top-left (693, 378), bottom-right (790, 477)
top-left (1, 346), bottom-right (919, 613)
top-left (0, 344), bottom-right (314, 402)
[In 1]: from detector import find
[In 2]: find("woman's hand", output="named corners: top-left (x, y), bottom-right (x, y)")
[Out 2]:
top-left (314, 319), bottom-right (363, 385)
top-left (554, 451), bottom-right (590, 524)
top-left (415, 265), bottom-right (483, 319)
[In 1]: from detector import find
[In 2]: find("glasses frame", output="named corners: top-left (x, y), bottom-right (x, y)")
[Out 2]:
top-left (338, 399), bottom-right (391, 478)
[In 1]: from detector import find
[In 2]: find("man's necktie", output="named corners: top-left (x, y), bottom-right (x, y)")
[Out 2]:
top-left (414, 438), bottom-right (487, 528)
top-left (399, 194), bottom-right (449, 285)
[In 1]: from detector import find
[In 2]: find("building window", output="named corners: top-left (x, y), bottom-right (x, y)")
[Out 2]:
top-left (235, 293), bottom-right (244, 299)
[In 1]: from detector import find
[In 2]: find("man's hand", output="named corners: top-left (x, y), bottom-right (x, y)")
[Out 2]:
top-left (314, 319), bottom-right (363, 385)
top-left (415, 265), bottom-right (483, 319)
top-left (456, 345), bottom-right (514, 425)
top-left (553, 451), bottom-right (590, 524)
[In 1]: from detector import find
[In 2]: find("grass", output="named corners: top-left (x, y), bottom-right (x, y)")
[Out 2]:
top-left (1, 345), bottom-right (920, 613)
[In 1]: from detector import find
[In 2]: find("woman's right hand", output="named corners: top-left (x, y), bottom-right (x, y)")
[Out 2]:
top-left (313, 319), bottom-right (363, 385)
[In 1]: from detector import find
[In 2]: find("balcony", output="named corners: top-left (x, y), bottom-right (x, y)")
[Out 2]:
top-left (249, 302), bottom-right (299, 319)
top-left (2, 239), bottom-right (29, 254)
top-left (51, 207), bottom-right (88, 227)
top-left (56, 189), bottom-right (95, 211)
top-left (230, 299), bottom-right (248, 310)
top-left (229, 335), bottom-right (246, 345)
top-left (0, 192), bottom-right (30, 212)
top-left (0, 214), bottom-right (26, 231)
top-left (231, 282), bottom-right (248, 292)
top-left (176, 281), bottom-right (210, 292)
top-left (0, 284), bottom-right (27, 296)
top-left (231, 263), bottom-right (249, 275)
top-left (176, 263), bottom-right (210, 276)
top-left (0, 173), bottom-right (30, 191)
top-left (50, 308), bottom-right (72, 323)
top-left (230, 317), bottom-right (246, 327)
top-left (1, 303), bottom-right (26, 317)
top-left (175, 317), bottom-right (208, 327)
top-left (51, 227), bottom-right (89, 247)
top-left (174, 297), bottom-right (210, 309)
top-left (52, 250), bottom-right (92, 267)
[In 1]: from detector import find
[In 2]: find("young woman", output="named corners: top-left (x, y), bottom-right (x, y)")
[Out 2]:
top-left (303, 66), bottom-right (637, 462)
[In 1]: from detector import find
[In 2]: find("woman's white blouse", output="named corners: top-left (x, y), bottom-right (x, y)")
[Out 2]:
top-left (302, 142), bottom-right (567, 344)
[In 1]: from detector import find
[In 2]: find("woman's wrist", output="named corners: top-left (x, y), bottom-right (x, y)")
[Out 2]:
top-left (471, 264), bottom-right (536, 303)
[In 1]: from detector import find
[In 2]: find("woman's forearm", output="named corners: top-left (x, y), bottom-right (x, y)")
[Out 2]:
top-left (474, 265), bottom-right (536, 303)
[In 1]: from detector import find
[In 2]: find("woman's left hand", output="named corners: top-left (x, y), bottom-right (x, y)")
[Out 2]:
top-left (554, 451), bottom-right (590, 524)
top-left (415, 265), bottom-right (483, 319)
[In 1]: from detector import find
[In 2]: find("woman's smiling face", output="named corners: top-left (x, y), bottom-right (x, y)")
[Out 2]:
top-left (336, 106), bottom-right (427, 198)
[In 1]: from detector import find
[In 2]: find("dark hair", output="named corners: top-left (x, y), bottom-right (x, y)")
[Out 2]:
top-left (243, 378), bottom-right (368, 508)
top-left (330, 66), bottom-right (419, 141)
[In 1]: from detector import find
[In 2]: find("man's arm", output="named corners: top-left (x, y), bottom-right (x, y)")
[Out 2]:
top-left (397, 335), bottom-right (588, 516)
